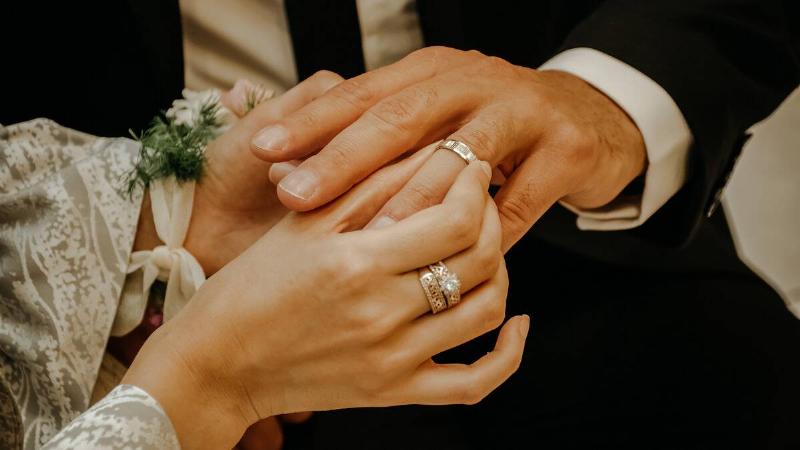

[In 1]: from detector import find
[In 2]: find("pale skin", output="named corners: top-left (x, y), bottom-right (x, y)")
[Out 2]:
top-left (250, 47), bottom-right (647, 252)
top-left (124, 74), bottom-right (528, 450)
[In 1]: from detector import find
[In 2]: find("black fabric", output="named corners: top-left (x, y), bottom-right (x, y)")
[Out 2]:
top-left (284, 0), bottom-right (366, 81)
top-left (1, 0), bottom-right (183, 138)
top-left (283, 232), bottom-right (800, 449)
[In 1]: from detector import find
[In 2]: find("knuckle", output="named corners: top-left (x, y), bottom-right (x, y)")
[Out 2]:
top-left (413, 45), bottom-right (459, 60)
top-left (555, 121), bottom-right (586, 147)
top-left (457, 378), bottom-right (487, 405)
top-left (321, 141), bottom-right (359, 173)
top-left (343, 251), bottom-right (374, 282)
top-left (345, 304), bottom-right (384, 340)
top-left (485, 55), bottom-right (514, 72)
top-left (323, 244), bottom-right (374, 286)
top-left (359, 311), bottom-right (396, 343)
top-left (311, 69), bottom-right (344, 85)
top-left (475, 246), bottom-right (502, 280)
top-left (368, 86), bottom-right (435, 133)
top-left (367, 98), bottom-right (415, 132)
top-left (409, 46), bottom-right (468, 72)
top-left (455, 122), bottom-right (500, 161)
top-left (292, 110), bottom-right (320, 130)
top-left (463, 390), bottom-right (485, 405)
top-left (412, 84), bottom-right (440, 108)
top-left (317, 252), bottom-right (343, 280)
top-left (449, 208), bottom-right (481, 246)
top-left (466, 49), bottom-right (488, 59)
top-left (497, 194), bottom-right (534, 231)
top-left (552, 121), bottom-right (596, 165)
top-left (480, 294), bottom-right (507, 330)
top-left (403, 181), bottom-right (442, 211)
top-left (471, 54), bottom-right (517, 79)
top-left (359, 350), bottom-right (403, 391)
top-left (331, 77), bottom-right (375, 107)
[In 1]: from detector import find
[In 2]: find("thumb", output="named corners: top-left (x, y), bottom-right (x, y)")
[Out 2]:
top-left (494, 152), bottom-right (568, 253)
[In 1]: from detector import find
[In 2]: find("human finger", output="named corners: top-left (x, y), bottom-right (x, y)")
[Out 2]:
top-left (351, 160), bottom-right (491, 274)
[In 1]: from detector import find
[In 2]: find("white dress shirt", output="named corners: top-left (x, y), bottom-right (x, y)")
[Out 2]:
top-left (179, 0), bottom-right (692, 230)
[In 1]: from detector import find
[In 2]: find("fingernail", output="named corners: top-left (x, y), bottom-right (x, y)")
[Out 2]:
top-left (231, 79), bottom-right (253, 102)
top-left (252, 125), bottom-right (288, 152)
top-left (367, 215), bottom-right (397, 230)
top-left (269, 162), bottom-right (298, 184)
top-left (220, 82), bottom-right (247, 115)
top-left (278, 169), bottom-right (319, 200)
top-left (519, 315), bottom-right (530, 338)
top-left (479, 160), bottom-right (492, 178)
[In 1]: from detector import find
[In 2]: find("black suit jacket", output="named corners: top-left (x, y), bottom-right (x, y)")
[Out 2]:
top-left (3, 0), bottom-right (798, 267)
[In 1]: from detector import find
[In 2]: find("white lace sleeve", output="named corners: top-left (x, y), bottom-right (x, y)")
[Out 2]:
top-left (42, 385), bottom-right (180, 450)
top-left (0, 119), bottom-right (169, 449)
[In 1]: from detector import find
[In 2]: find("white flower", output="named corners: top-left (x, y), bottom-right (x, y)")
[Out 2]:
top-left (166, 88), bottom-right (232, 131)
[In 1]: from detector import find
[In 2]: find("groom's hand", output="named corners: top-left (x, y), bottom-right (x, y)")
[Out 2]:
top-left (250, 47), bottom-right (646, 251)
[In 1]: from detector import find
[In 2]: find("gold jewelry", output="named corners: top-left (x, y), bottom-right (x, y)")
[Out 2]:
top-left (419, 267), bottom-right (448, 314)
top-left (438, 139), bottom-right (478, 164)
top-left (429, 261), bottom-right (461, 307)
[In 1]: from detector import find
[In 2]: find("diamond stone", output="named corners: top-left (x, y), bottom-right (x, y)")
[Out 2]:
top-left (441, 277), bottom-right (460, 296)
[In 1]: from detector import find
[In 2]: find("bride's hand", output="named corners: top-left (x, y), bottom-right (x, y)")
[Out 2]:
top-left (123, 156), bottom-right (529, 449)
top-left (131, 76), bottom-right (344, 448)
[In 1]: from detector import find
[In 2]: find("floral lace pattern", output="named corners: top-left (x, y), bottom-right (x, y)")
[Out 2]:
top-left (0, 120), bottom-right (177, 449)
top-left (43, 385), bottom-right (179, 450)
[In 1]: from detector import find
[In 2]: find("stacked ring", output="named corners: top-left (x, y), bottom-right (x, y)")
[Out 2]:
top-left (419, 268), bottom-right (448, 314)
top-left (418, 261), bottom-right (463, 314)
top-left (428, 261), bottom-right (461, 307)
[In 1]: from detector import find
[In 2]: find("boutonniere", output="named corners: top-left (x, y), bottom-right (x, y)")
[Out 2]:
top-left (125, 83), bottom-right (271, 194)
top-left (126, 89), bottom-right (230, 194)
top-left (112, 83), bottom-right (271, 337)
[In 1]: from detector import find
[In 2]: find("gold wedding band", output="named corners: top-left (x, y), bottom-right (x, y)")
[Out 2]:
top-left (429, 261), bottom-right (461, 307)
top-left (419, 267), bottom-right (448, 314)
top-left (419, 261), bottom-right (462, 314)
top-left (438, 139), bottom-right (478, 165)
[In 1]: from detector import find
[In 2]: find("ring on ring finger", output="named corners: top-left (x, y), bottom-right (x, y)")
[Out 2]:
top-left (419, 267), bottom-right (448, 314)
top-left (429, 261), bottom-right (461, 307)
top-left (437, 139), bottom-right (477, 165)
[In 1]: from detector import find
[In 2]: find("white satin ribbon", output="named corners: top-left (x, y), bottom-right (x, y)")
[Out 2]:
top-left (111, 178), bottom-right (205, 336)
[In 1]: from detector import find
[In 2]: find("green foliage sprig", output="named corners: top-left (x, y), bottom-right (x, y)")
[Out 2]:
top-left (126, 99), bottom-right (224, 195)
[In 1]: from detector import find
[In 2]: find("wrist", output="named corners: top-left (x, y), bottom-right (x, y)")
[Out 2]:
top-left (543, 70), bottom-right (646, 208)
top-left (122, 316), bottom-right (252, 449)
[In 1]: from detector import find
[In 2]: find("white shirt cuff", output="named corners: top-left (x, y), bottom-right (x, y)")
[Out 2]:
top-left (540, 48), bottom-right (693, 231)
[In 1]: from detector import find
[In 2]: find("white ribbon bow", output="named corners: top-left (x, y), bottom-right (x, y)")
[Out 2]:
top-left (111, 178), bottom-right (205, 336)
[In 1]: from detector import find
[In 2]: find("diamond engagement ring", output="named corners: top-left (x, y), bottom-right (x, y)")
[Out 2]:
top-left (428, 261), bottom-right (461, 308)
top-left (438, 139), bottom-right (478, 164)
